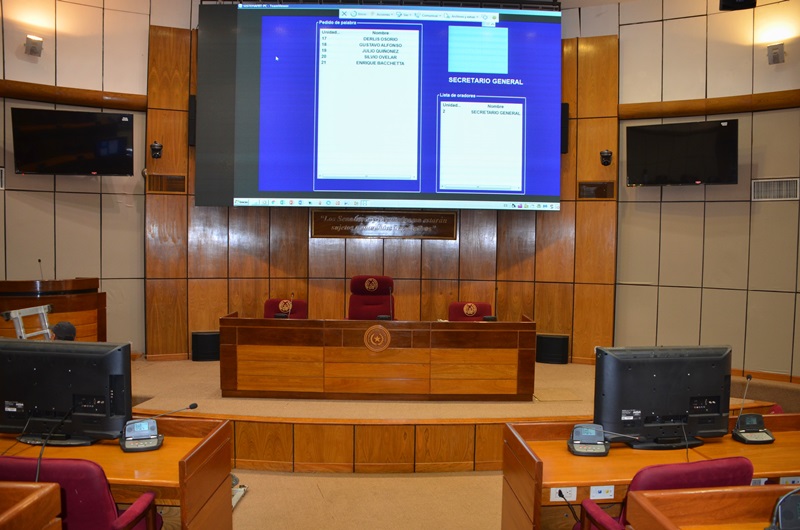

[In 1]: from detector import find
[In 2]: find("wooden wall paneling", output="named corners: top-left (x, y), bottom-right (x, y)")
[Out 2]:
top-left (475, 423), bottom-right (504, 471)
top-left (269, 208), bottom-right (309, 278)
top-left (146, 108), bottom-right (189, 178)
top-left (354, 425), bottom-right (415, 473)
top-left (576, 117), bottom-right (619, 183)
top-left (188, 279), bottom-right (229, 341)
top-left (190, 29), bottom-right (198, 95)
top-left (345, 238), bottom-right (385, 277)
top-left (574, 201), bottom-right (617, 285)
top-left (384, 238), bottom-right (422, 279)
top-left (393, 278), bottom-right (421, 322)
top-left (269, 277), bottom-right (308, 303)
top-left (147, 26), bottom-right (191, 111)
top-left (562, 38), bottom-right (578, 118)
top-left (420, 279), bottom-right (459, 321)
top-left (309, 278), bottom-right (347, 320)
top-left (497, 210), bottom-right (535, 282)
top-left (561, 119), bottom-right (578, 201)
top-left (577, 35), bottom-right (619, 119)
top-left (234, 421), bottom-right (293, 471)
top-left (421, 237), bottom-right (459, 279)
top-left (146, 194), bottom-right (187, 278)
top-left (229, 207), bottom-right (270, 278)
top-left (229, 278), bottom-right (271, 319)
top-left (533, 282), bottom-right (574, 336)
top-left (309, 237), bottom-right (345, 278)
top-left (458, 280), bottom-right (496, 309)
top-left (415, 424), bottom-right (475, 472)
top-left (572, 283), bottom-right (615, 363)
top-left (497, 280), bottom-right (534, 322)
top-left (188, 199), bottom-right (228, 278)
top-left (146, 279), bottom-right (188, 357)
top-left (459, 209), bottom-right (498, 280)
top-left (294, 424), bottom-right (354, 472)
top-left (534, 203), bottom-right (575, 283)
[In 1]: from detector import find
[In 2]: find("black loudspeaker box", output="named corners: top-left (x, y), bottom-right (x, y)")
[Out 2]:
top-left (536, 334), bottom-right (569, 364)
top-left (719, 0), bottom-right (755, 10)
top-left (192, 331), bottom-right (219, 361)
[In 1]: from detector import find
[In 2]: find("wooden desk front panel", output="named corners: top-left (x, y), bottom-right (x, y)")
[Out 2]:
top-left (0, 482), bottom-right (61, 530)
top-left (220, 316), bottom-right (536, 400)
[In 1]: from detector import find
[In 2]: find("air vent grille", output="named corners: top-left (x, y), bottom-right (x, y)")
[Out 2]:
top-left (752, 178), bottom-right (800, 201)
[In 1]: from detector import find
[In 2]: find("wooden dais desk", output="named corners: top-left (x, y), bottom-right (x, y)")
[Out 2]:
top-left (0, 417), bottom-right (232, 530)
top-left (220, 314), bottom-right (536, 401)
top-left (0, 481), bottom-right (61, 530)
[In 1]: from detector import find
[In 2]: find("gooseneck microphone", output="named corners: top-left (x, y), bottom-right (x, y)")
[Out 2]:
top-left (129, 403), bottom-right (198, 426)
top-left (734, 374), bottom-right (752, 432)
top-left (288, 292), bottom-right (294, 320)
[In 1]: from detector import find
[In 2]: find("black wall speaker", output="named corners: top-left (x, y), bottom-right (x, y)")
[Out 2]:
top-left (719, 0), bottom-right (756, 10)
top-left (536, 334), bottom-right (569, 364)
top-left (560, 102), bottom-right (569, 154)
top-left (191, 331), bottom-right (219, 361)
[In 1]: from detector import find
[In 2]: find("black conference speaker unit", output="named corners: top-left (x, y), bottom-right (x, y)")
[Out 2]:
top-left (536, 334), bottom-right (569, 364)
top-left (191, 331), bottom-right (220, 361)
top-left (719, 0), bottom-right (755, 10)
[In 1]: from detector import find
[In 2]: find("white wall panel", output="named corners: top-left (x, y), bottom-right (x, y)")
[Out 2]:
top-left (663, 17), bottom-right (707, 102)
top-left (753, 0), bottom-right (800, 93)
top-left (706, 113), bottom-right (752, 201)
top-left (707, 10), bottom-right (754, 98)
top-left (55, 192), bottom-right (101, 279)
top-left (103, 10), bottom-right (148, 95)
top-left (6, 191), bottom-right (55, 281)
top-left (562, 9), bottom-right (580, 40)
top-left (701, 288), bottom-right (747, 372)
top-left (151, 0), bottom-right (192, 30)
top-left (101, 193), bottom-right (145, 279)
top-left (703, 201), bottom-right (751, 290)
top-left (745, 291), bottom-right (795, 375)
top-left (620, 0), bottom-right (663, 25)
top-left (657, 287), bottom-right (702, 345)
top-left (580, 5), bottom-right (620, 37)
top-left (664, 0), bottom-right (706, 19)
top-left (752, 108), bottom-right (800, 180)
top-left (616, 201), bottom-right (661, 285)
top-left (3, 0), bottom-right (56, 85)
top-left (749, 200), bottom-right (799, 292)
top-left (102, 278), bottom-right (145, 353)
top-left (659, 202), bottom-right (705, 287)
top-left (56, 2), bottom-right (102, 90)
top-left (104, 0), bottom-right (148, 15)
top-left (614, 284), bottom-right (658, 345)
top-left (191, 0), bottom-right (201, 30)
top-left (66, 0), bottom-right (102, 7)
top-left (619, 22), bottom-right (663, 104)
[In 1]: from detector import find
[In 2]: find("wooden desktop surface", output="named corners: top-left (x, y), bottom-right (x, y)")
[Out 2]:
top-left (692, 430), bottom-right (800, 480)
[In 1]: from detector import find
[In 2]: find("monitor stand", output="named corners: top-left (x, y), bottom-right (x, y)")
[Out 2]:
top-left (626, 436), bottom-right (704, 450)
top-left (17, 433), bottom-right (95, 447)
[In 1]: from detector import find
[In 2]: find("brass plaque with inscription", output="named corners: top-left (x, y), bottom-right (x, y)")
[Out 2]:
top-left (311, 210), bottom-right (457, 239)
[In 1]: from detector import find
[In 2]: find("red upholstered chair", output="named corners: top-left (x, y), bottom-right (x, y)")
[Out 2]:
top-left (348, 275), bottom-right (394, 320)
top-left (448, 301), bottom-right (494, 321)
top-left (264, 297), bottom-right (308, 319)
top-left (576, 456), bottom-right (754, 530)
top-left (0, 455), bottom-right (162, 530)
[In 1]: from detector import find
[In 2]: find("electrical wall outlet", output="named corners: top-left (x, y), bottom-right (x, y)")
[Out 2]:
top-left (550, 487), bottom-right (577, 502)
top-left (780, 476), bottom-right (800, 485)
top-left (589, 485), bottom-right (615, 500)
top-left (751, 478), bottom-right (768, 486)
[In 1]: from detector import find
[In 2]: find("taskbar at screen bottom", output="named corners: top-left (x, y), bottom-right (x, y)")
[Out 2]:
top-left (233, 197), bottom-right (561, 211)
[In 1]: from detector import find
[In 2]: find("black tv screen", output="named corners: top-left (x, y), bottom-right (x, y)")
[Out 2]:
top-left (195, 2), bottom-right (563, 211)
top-left (593, 345), bottom-right (731, 450)
top-left (0, 338), bottom-right (132, 446)
top-left (626, 119), bottom-right (738, 186)
top-left (11, 108), bottom-right (134, 176)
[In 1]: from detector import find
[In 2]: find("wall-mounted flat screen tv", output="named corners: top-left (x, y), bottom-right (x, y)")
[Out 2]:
top-left (195, 2), bottom-right (563, 211)
top-left (12, 108), bottom-right (134, 176)
top-left (626, 119), bottom-right (738, 187)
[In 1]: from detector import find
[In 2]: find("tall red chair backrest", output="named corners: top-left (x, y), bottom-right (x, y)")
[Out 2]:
top-left (264, 298), bottom-right (308, 319)
top-left (0, 455), bottom-right (161, 530)
top-left (448, 301), bottom-right (493, 321)
top-left (348, 275), bottom-right (394, 320)
top-left (576, 456), bottom-right (754, 530)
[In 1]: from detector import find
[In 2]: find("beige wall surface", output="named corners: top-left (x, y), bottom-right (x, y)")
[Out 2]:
top-left (0, 0), bottom-right (799, 382)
